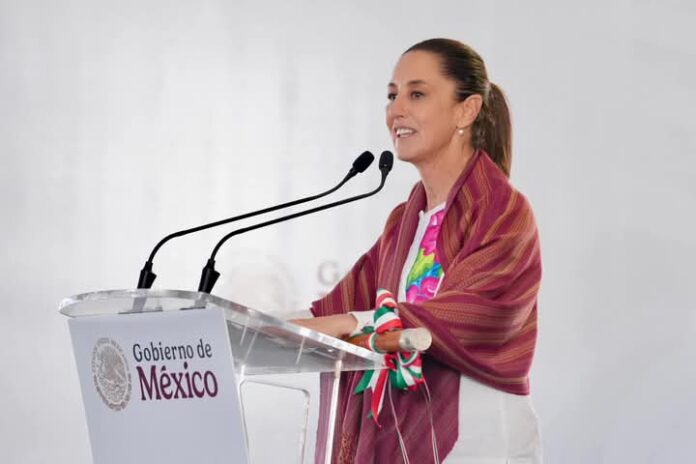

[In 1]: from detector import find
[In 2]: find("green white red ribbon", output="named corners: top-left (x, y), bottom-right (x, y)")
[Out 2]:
top-left (354, 288), bottom-right (425, 425)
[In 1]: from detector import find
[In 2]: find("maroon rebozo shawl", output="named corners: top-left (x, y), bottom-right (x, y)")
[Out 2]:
top-left (311, 150), bottom-right (542, 463)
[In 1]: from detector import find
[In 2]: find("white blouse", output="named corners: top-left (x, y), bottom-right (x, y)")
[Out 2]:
top-left (350, 204), bottom-right (543, 463)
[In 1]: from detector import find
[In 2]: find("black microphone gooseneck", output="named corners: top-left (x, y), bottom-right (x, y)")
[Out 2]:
top-left (136, 151), bottom-right (374, 289)
top-left (198, 151), bottom-right (394, 294)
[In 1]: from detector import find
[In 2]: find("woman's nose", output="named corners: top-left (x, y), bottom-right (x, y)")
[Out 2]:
top-left (388, 95), bottom-right (406, 120)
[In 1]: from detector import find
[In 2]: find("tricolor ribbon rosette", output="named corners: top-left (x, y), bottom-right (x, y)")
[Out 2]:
top-left (354, 288), bottom-right (425, 425)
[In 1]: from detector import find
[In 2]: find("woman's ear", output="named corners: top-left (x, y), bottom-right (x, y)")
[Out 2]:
top-left (456, 94), bottom-right (483, 128)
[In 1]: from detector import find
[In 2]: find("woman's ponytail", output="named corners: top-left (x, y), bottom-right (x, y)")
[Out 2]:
top-left (475, 82), bottom-right (512, 177)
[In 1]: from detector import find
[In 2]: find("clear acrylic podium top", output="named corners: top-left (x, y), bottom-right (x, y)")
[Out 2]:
top-left (59, 289), bottom-right (384, 376)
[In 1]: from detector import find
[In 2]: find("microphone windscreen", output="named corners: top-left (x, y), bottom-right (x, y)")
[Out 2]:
top-left (353, 151), bottom-right (374, 173)
top-left (379, 150), bottom-right (394, 172)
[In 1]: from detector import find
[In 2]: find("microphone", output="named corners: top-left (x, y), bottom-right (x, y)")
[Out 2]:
top-left (198, 151), bottom-right (394, 294)
top-left (136, 151), bottom-right (374, 289)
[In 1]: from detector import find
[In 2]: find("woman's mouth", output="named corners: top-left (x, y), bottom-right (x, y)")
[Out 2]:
top-left (395, 127), bottom-right (416, 138)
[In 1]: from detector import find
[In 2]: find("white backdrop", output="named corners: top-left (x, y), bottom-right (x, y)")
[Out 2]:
top-left (1, 0), bottom-right (695, 462)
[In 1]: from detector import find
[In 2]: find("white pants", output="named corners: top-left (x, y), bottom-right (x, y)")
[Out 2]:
top-left (445, 376), bottom-right (542, 464)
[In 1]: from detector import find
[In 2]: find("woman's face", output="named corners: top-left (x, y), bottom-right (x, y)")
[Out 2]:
top-left (386, 51), bottom-right (463, 165)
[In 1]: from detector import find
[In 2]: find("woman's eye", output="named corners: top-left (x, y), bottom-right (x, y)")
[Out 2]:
top-left (411, 91), bottom-right (424, 99)
top-left (387, 92), bottom-right (396, 101)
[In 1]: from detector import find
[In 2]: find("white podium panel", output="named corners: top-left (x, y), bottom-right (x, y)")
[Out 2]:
top-left (69, 308), bottom-right (247, 464)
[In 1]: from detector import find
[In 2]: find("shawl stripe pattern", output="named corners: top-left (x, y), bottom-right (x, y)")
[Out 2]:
top-left (311, 150), bottom-right (541, 463)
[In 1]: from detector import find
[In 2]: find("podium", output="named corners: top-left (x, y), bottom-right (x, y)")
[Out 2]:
top-left (60, 289), bottom-right (384, 464)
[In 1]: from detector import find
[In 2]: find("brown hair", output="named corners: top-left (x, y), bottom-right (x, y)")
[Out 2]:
top-left (405, 38), bottom-right (512, 177)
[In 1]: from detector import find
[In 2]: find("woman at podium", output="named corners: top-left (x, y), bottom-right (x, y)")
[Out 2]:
top-left (294, 38), bottom-right (542, 464)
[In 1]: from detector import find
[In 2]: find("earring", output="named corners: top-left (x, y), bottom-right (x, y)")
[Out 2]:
top-left (457, 127), bottom-right (465, 135)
